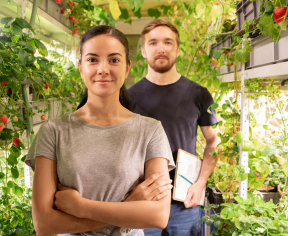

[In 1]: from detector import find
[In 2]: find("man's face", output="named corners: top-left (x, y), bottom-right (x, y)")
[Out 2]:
top-left (142, 26), bottom-right (180, 74)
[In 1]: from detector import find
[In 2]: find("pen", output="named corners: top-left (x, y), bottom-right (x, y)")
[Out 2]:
top-left (178, 173), bottom-right (193, 185)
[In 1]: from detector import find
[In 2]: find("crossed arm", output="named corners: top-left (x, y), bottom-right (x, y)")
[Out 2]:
top-left (32, 156), bottom-right (172, 236)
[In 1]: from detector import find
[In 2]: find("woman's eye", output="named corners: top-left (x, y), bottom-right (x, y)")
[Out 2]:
top-left (110, 58), bottom-right (119, 63)
top-left (88, 58), bottom-right (97, 62)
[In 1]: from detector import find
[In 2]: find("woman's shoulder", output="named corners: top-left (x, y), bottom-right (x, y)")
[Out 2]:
top-left (133, 114), bottom-right (161, 129)
top-left (40, 113), bottom-right (73, 131)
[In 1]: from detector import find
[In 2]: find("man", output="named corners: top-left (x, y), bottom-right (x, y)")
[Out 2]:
top-left (128, 19), bottom-right (220, 236)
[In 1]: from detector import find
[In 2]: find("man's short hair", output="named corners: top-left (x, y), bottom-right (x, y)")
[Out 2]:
top-left (141, 19), bottom-right (180, 47)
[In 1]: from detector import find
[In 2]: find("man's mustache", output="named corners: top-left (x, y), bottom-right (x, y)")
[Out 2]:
top-left (155, 55), bottom-right (169, 60)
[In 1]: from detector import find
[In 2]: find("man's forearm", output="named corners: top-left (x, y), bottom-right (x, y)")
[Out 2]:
top-left (196, 142), bottom-right (218, 186)
top-left (35, 208), bottom-right (108, 236)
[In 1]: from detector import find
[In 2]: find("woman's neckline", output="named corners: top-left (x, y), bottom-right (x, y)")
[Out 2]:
top-left (71, 112), bottom-right (137, 129)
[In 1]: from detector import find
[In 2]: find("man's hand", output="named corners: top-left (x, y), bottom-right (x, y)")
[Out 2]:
top-left (54, 183), bottom-right (82, 217)
top-left (125, 171), bottom-right (173, 202)
top-left (184, 182), bottom-right (205, 208)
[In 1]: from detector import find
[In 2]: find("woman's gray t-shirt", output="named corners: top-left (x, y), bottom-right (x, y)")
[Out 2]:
top-left (25, 113), bottom-right (175, 236)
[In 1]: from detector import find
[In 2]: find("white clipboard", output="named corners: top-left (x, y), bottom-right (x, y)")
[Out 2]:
top-left (173, 149), bottom-right (205, 205)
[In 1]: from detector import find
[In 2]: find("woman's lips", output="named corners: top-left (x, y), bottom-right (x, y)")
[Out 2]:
top-left (94, 80), bottom-right (112, 85)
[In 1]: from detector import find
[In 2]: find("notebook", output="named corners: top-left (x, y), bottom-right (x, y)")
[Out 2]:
top-left (173, 149), bottom-right (205, 205)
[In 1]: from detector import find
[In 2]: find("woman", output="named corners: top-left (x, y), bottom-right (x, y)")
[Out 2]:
top-left (25, 25), bottom-right (175, 236)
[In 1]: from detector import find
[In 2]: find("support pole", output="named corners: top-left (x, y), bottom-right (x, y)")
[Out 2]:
top-left (239, 48), bottom-right (249, 199)
top-left (29, 0), bottom-right (39, 28)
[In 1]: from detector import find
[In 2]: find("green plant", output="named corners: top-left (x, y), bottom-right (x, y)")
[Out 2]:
top-left (202, 193), bottom-right (288, 235)
top-left (0, 16), bottom-right (84, 235)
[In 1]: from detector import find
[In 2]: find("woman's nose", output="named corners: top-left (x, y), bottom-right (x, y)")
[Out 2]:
top-left (97, 61), bottom-right (109, 75)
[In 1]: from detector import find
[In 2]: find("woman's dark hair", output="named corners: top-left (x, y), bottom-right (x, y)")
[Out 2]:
top-left (77, 25), bottom-right (132, 111)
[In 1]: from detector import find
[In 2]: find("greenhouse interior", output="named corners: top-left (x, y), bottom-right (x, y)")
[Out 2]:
top-left (1, 0), bottom-right (288, 235)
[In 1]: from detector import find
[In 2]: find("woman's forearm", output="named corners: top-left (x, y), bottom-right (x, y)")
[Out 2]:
top-left (77, 194), bottom-right (171, 229)
top-left (34, 208), bottom-right (109, 236)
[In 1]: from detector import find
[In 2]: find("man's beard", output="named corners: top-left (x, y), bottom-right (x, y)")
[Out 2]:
top-left (147, 56), bottom-right (176, 74)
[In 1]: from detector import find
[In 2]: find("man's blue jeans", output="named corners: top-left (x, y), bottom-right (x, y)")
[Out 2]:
top-left (144, 202), bottom-right (202, 236)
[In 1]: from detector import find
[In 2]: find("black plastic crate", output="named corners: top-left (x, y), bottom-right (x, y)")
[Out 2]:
top-left (236, 0), bottom-right (264, 32)
top-left (207, 187), bottom-right (237, 214)
top-left (258, 190), bottom-right (281, 204)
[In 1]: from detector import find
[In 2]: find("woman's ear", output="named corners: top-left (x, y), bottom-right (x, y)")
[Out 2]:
top-left (78, 61), bottom-right (82, 76)
top-left (125, 60), bottom-right (132, 78)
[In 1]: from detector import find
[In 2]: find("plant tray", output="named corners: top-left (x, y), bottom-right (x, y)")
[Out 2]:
top-left (258, 190), bottom-right (282, 204)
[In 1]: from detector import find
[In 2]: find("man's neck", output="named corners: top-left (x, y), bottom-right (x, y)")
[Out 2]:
top-left (145, 65), bottom-right (182, 86)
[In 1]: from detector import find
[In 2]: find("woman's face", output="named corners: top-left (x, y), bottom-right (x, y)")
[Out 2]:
top-left (78, 35), bottom-right (131, 99)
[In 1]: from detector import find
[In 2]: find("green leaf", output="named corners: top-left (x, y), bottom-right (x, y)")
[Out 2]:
top-left (18, 49), bottom-right (28, 65)
top-left (15, 17), bottom-right (32, 29)
top-left (38, 59), bottom-right (49, 71)
top-left (160, 5), bottom-right (171, 15)
top-left (218, 181), bottom-right (228, 191)
top-left (265, 2), bottom-right (274, 15)
top-left (148, 8), bottom-right (161, 19)
top-left (235, 48), bottom-right (250, 63)
top-left (10, 215), bottom-right (19, 228)
top-left (262, 145), bottom-right (273, 156)
top-left (12, 35), bottom-right (19, 43)
top-left (211, 103), bottom-right (219, 110)
top-left (0, 49), bottom-right (10, 58)
top-left (11, 166), bottom-right (19, 179)
top-left (126, 0), bottom-right (135, 9)
top-left (0, 128), bottom-right (13, 140)
top-left (63, 61), bottom-right (74, 70)
top-left (263, 124), bottom-right (274, 130)
top-left (119, 7), bottom-right (129, 20)
top-left (259, 156), bottom-right (270, 164)
top-left (12, 185), bottom-right (23, 196)
top-left (0, 17), bottom-right (13, 25)
top-left (201, 216), bottom-right (214, 226)
top-left (22, 208), bottom-right (31, 219)
top-left (282, 162), bottom-right (288, 177)
top-left (7, 181), bottom-right (15, 188)
top-left (134, 0), bottom-right (144, 12)
top-left (196, 2), bottom-right (206, 17)
top-left (251, 138), bottom-right (266, 151)
top-left (236, 131), bottom-right (245, 144)
top-left (11, 22), bottom-right (23, 35)
top-left (213, 50), bottom-right (222, 60)
top-left (259, 14), bottom-right (279, 40)
top-left (34, 39), bottom-right (48, 57)
top-left (0, 172), bottom-right (4, 179)
top-left (242, 140), bottom-right (252, 152)
top-left (0, 55), bottom-right (2, 64)
top-left (220, 207), bottom-right (235, 219)
top-left (134, 7), bottom-right (142, 18)
top-left (136, 51), bottom-right (142, 62)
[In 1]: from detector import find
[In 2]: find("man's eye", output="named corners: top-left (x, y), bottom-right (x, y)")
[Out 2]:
top-left (110, 58), bottom-right (119, 63)
top-left (166, 42), bottom-right (172, 44)
top-left (150, 42), bottom-right (156, 45)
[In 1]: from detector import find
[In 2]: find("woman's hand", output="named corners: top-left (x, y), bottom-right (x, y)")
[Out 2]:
top-left (125, 171), bottom-right (173, 202)
top-left (54, 183), bottom-right (82, 217)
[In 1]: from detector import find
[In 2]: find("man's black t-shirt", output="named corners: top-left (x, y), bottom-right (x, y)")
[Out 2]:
top-left (127, 76), bottom-right (217, 204)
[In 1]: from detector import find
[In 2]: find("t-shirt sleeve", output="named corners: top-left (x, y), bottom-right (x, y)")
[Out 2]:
top-left (25, 121), bottom-right (57, 171)
top-left (145, 122), bottom-right (175, 171)
top-left (197, 88), bottom-right (218, 126)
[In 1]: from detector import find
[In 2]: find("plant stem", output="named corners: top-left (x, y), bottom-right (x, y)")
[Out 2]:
top-left (185, 39), bottom-right (207, 77)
